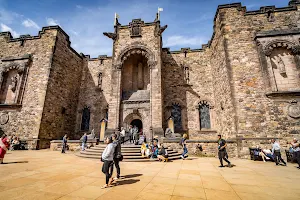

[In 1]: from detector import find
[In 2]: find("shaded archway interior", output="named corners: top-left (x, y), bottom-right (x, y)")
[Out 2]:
top-left (121, 53), bottom-right (150, 100)
top-left (130, 119), bottom-right (143, 132)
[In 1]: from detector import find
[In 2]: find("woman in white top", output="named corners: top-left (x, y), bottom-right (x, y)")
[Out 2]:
top-left (101, 136), bottom-right (116, 188)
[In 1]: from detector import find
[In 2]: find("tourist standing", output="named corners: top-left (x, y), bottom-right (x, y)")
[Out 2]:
top-left (272, 139), bottom-right (287, 166)
top-left (133, 126), bottom-right (139, 144)
top-left (0, 134), bottom-right (10, 164)
top-left (81, 133), bottom-right (88, 151)
top-left (129, 125), bottom-right (133, 143)
top-left (112, 134), bottom-right (123, 180)
top-left (101, 136), bottom-right (116, 188)
top-left (291, 138), bottom-right (300, 169)
top-left (120, 127), bottom-right (125, 144)
top-left (217, 134), bottom-right (231, 167)
top-left (61, 134), bottom-right (68, 153)
top-left (180, 134), bottom-right (188, 160)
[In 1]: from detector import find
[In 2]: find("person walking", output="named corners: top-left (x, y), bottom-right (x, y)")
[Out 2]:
top-left (291, 138), bottom-right (300, 169)
top-left (111, 134), bottom-right (123, 180)
top-left (133, 126), bottom-right (139, 145)
top-left (180, 134), bottom-right (188, 160)
top-left (217, 134), bottom-right (231, 167)
top-left (101, 136), bottom-right (116, 189)
top-left (61, 134), bottom-right (68, 153)
top-left (0, 134), bottom-right (10, 164)
top-left (81, 133), bottom-right (88, 151)
top-left (272, 139), bottom-right (287, 166)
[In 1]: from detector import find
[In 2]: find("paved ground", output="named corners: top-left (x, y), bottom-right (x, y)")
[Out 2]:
top-left (0, 150), bottom-right (299, 200)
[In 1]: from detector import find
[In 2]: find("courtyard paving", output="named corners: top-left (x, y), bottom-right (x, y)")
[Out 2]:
top-left (0, 150), bottom-right (299, 200)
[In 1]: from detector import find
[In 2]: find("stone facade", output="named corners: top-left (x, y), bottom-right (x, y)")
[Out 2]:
top-left (0, 1), bottom-right (300, 157)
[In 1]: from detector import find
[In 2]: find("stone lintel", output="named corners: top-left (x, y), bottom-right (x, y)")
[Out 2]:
top-left (1, 54), bottom-right (32, 62)
top-left (255, 28), bottom-right (300, 39)
top-left (266, 91), bottom-right (300, 98)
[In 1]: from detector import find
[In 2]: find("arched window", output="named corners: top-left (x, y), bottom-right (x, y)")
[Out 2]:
top-left (81, 107), bottom-right (90, 131)
top-left (171, 103), bottom-right (182, 131)
top-left (198, 101), bottom-right (211, 129)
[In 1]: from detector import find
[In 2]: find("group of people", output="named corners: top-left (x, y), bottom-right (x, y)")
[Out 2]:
top-left (128, 125), bottom-right (141, 144)
top-left (140, 137), bottom-right (169, 162)
top-left (257, 138), bottom-right (300, 168)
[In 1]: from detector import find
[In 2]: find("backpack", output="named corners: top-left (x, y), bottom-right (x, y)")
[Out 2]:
top-left (179, 138), bottom-right (184, 146)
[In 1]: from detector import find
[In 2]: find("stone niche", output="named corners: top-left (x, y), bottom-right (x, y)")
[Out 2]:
top-left (0, 55), bottom-right (31, 106)
top-left (256, 30), bottom-right (300, 93)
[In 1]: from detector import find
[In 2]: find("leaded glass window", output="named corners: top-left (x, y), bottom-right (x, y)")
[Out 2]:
top-left (199, 102), bottom-right (211, 129)
top-left (171, 104), bottom-right (182, 131)
top-left (81, 107), bottom-right (90, 131)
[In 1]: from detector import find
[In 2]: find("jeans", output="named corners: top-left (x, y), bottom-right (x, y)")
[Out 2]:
top-left (296, 151), bottom-right (300, 167)
top-left (218, 150), bottom-right (230, 166)
top-left (113, 158), bottom-right (120, 178)
top-left (182, 146), bottom-right (188, 157)
top-left (81, 142), bottom-right (86, 151)
top-left (274, 150), bottom-right (286, 165)
top-left (61, 143), bottom-right (66, 153)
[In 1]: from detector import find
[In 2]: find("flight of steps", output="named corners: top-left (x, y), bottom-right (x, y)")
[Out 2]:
top-left (76, 144), bottom-right (182, 162)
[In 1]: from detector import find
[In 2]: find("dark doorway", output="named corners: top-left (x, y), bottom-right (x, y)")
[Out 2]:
top-left (130, 119), bottom-right (143, 132)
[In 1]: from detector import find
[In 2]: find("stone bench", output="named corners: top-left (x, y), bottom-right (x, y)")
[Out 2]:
top-left (50, 139), bottom-right (98, 151)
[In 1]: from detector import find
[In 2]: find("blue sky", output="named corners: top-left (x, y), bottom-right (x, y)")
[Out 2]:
top-left (0, 0), bottom-right (289, 57)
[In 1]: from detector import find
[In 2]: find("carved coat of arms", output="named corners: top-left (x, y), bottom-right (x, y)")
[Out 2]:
top-left (288, 100), bottom-right (300, 118)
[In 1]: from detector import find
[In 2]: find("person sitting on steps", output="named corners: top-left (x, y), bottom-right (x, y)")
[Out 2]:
top-left (158, 144), bottom-right (168, 162)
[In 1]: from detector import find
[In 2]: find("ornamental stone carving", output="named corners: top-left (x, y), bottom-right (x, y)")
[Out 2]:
top-left (0, 112), bottom-right (9, 125)
top-left (129, 19), bottom-right (144, 37)
top-left (288, 100), bottom-right (300, 119)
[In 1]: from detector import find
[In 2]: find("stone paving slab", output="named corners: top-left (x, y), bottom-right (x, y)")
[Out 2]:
top-left (0, 150), bottom-right (299, 200)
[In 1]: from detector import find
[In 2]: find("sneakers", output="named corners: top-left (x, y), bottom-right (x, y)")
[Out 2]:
top-left (219, 165), bottom-right (225, 168)
top-left (263, 160), bottom-right (266, 162)
top-left (113, 177), bottom-right (119, 181)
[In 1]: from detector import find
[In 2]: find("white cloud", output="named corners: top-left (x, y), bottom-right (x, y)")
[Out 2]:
top-left (46, 18), bottom-right (60, 26)
top-left (0, 23), bottom-right (19, 37)
top-left (76, 5), bottom-right (82, 9)
top-left (22, 19), bottom-right (40, 29)
top-left (0, 8), bottom-right (22, 24)
top-left (163, 35), bottom-right (206, 47)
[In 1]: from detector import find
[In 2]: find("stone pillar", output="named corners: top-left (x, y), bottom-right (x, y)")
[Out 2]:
top-left (107, 65), bottom-right (122, 135)
top-left (137, 62), bottom-right (143, 89)
top-left (149, 59), bottom-right (164, 137)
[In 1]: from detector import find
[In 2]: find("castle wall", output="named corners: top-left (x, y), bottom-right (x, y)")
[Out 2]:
top-left (212, 4), bottom-right (300, 156)
top-left (75, 57), bottom-right (112, 139)
top-left (161, 50), bottom-right (215, 138)
top-left (0, 29), bottom-right (56, 148)
top-left (38, 30), bottom-right (83, 148)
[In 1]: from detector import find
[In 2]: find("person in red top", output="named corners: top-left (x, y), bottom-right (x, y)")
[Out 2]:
top-left (0, 134), bottom-right (10, 164)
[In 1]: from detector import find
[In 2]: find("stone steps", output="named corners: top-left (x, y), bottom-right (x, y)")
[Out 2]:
top-left (76, 144), bottom-right (182, 162)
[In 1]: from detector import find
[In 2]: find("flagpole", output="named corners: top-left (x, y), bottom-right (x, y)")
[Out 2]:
top-left (114, 12), bottom-right (116, 26)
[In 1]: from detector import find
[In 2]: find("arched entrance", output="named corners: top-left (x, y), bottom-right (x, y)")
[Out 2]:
top-left (130, 119), bottom-right (143, 133)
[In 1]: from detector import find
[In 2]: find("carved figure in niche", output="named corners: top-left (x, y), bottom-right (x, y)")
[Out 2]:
top-left (288, 100), bottom-right (300, 119)
top-left (98, 73), bottom-right (102, 89)
top-left (271, 55), bottom-right (286, 74)
top-left (11, 74), bottom-right (19, 92)
top-left (132, 24), bottom-right (140, 36)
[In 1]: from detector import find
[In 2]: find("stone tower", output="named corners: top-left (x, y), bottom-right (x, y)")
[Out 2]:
top-left (103, 16), bottom-right (168, 139)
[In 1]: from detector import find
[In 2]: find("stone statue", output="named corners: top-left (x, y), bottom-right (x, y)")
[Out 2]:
top-left (165, 127), bottom-right (177, 138)
top-left (272, 55), bottom-right (286, 74)
top-left (11, 74), bottom-right (19, 92)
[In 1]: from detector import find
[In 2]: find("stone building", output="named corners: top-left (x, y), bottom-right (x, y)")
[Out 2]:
top-left (0, 1), bottom-right (300, 157)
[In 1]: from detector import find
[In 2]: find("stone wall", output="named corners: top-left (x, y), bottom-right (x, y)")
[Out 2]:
top-left (38, 30), bottom-right (83, 148)
top-left (161, 50), bottom-right (214, 137)
top-left (0, 28), bottom-right (56, 143)
top-left (213, 3), bottom-right (300, 141)
top-left (76, 56), bottom-right (112, 139)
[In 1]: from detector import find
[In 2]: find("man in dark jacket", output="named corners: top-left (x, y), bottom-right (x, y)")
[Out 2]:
top-left (61, 134), bottom-right (68, 153)
top-left (111, 133), bottom-right (122, 180)
top-left (218, 134), bottom-right (231, 167)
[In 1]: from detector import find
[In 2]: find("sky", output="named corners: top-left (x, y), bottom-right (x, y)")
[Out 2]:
top-left (0, 0), bottom-right (290, 57)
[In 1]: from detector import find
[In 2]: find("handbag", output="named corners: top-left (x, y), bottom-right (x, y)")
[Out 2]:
top-left (117, 154), bottom-right (123, 161)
